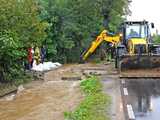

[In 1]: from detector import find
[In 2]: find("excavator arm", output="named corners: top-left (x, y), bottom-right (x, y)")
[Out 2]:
top-left (82, 30), bottom-right (121, 60)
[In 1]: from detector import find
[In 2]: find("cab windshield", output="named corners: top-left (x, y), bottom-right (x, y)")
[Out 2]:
top-left (126, 24), bottom-right (148, 40)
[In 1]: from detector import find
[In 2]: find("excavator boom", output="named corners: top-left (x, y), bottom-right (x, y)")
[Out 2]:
top-left (82, 30), bottom-right (121, 60)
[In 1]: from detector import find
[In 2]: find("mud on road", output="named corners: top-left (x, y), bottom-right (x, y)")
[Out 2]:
top-left (0, 64), bottom-right (86, 120)
top-left (0, 63), bottom-right (123, 120)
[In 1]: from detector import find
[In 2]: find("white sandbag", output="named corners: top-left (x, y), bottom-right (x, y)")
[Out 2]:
top-left (49, 63), bottom-right (58, 69)
top-left (32, 63), bottom-right (43, 72)
top-left (44, 62), bottom-right (58, 69)
top-left (32, 60), bottom-right (37, 68)
top-left (54, 62), bottom-right (62, 67)
top-left (43, 62), bottom-right (53, 71)
top-left (32, 61), bottom-right (62, 72)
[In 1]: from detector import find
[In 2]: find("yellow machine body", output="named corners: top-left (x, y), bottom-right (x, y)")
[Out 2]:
top-left (127, 38), bottom-right (148, 55)
top-left (117, 21), bottom-right (160, 74)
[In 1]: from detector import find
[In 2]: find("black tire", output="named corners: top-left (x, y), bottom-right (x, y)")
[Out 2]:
top-left (115, 46), bottom-right (126, 69)
top-left (115, 48), bottom-right (120, 68)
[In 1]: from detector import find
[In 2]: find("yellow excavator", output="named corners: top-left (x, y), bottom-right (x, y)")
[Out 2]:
top-left (82, 20), bottom-right (160, 77)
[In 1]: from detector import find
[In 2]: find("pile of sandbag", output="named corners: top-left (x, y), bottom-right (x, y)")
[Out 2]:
top-left (32, 62), bottom-right (62, 72)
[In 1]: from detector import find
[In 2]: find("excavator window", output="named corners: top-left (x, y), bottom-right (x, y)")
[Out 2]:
top-left (125, 24), bottom-right (148, 40)
top-left (128, 28), bottom-right (139, 38)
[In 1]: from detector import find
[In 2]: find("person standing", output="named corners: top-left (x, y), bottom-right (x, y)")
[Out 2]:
top-left (27, 47), bottom-right (34, 70)
top-left (40, 45), bottom-right (46, 63)
top-left (34, 46), bottom-right (41, 65)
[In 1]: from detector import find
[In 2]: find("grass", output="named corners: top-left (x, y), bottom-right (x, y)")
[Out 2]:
top-left (64, 76), bottom-right (111, 120)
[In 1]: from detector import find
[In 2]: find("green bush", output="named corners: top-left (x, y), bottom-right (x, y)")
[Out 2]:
top-left (64, 76), bottom-right (111, 120)
top-left (153, 35), bottom-right (160, 43)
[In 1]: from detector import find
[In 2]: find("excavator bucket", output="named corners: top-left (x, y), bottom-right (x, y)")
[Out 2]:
top-left (119, 55), bottom-right (160, 78)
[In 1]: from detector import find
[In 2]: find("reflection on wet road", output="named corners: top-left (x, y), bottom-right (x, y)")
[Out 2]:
top-left (126, 79), bottom-right (160, 120)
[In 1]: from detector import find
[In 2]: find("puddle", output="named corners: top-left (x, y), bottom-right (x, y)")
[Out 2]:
top-left (126, 79), bottom-right (160, 120)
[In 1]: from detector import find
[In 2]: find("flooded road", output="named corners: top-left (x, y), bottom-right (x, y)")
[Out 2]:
top-left (0, 63), bottom-right (102, 120)
top-left (0, 81), bottom-right (82, 120)
top-left (0, 64), bottom-right (84, 120)
top-left (126, 79), bottom-right (160, 120)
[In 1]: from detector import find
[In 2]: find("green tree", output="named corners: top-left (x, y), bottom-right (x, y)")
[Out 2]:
top-left (39, 0), bottom-right (130, 63)
top-left (97, 0), bottom-right (131, 31)
top-left (153, 34), bottom-right (160, 43)
top-left (0, 0), bottom-right (47, 82)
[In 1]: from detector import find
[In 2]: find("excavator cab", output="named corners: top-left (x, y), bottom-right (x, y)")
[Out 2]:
top-left (122, 21), bottom-right (151, 44)
top-left (122, 21), bottom-right (150, 55)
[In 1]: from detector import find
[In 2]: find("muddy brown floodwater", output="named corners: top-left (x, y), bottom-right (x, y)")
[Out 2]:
top-left (0, 63), bottom-right (123, 120)
top-left (0, 64), bottom-right (85, 120)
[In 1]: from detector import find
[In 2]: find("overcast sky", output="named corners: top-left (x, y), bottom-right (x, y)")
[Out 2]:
top-left (127, 0), bottom-right (160, 33)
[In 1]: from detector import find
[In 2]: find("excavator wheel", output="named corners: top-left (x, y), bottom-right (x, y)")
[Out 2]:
top-left (115, 45), bottom-right (126, 70)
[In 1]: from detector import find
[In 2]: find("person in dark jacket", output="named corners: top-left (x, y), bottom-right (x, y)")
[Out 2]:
top-left (40, 45), bottom-right (46, 63)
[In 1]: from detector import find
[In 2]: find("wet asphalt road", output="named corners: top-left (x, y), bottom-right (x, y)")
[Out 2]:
top-left (125, 79), bottom-right (160, 120)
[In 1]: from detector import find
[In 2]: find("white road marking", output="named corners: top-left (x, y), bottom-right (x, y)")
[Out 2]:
top-left (123, 88), bottom-right (128, 96)
top-left (127, 104), bottom-right (135, 120)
